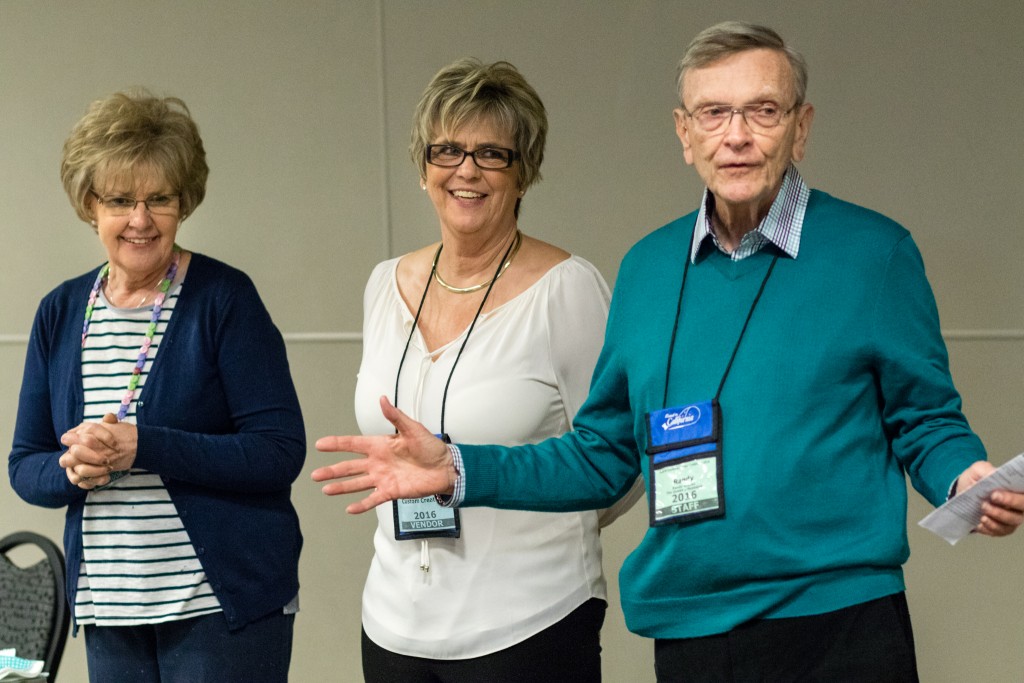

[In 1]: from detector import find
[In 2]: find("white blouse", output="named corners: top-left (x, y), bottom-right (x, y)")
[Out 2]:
top-left (356, 254), bottom-right (613, 659)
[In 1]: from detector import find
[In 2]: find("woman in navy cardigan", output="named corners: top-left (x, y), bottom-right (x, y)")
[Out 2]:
top-left (8, 89), bottom-right (305, 682)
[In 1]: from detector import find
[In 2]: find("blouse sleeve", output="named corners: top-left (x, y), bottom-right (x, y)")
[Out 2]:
top-left (545, 257), bottom-right (611, 423)
top-left (545, 257), bottom-right (644, 525)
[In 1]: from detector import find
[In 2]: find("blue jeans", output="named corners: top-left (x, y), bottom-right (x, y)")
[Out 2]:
top-left (84, 609), bottom-right (294, 683)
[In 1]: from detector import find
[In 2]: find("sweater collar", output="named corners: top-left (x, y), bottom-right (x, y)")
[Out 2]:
top-left (691, 164), bottom-right (810, 263)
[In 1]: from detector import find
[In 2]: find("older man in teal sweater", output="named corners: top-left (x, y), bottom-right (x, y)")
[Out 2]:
top-left (315, 21), bottom-right (1024, 682)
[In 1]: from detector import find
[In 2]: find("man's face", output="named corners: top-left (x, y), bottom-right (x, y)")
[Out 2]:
top-left (674, 48), bottom-right (814, 224)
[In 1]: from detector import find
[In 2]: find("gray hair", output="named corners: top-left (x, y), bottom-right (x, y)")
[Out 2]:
top-left (676, 21), bottom-right (809, 107)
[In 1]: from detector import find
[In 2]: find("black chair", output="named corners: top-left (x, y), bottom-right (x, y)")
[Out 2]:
top-left (0, 531), bottom-right (70, 683)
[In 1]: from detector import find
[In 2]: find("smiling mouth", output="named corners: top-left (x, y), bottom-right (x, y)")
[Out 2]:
top-left (122, 236), bottom-right (157, 245)
top-left (451, 189), bottom-right (485, 199)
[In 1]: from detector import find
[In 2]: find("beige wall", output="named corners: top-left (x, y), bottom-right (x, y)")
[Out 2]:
top-left (1, 1), bottom-right (1021, 681)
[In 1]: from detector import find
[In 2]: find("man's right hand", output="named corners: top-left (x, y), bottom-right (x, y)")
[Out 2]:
top-left (312, 396), bottom-right (456, 514)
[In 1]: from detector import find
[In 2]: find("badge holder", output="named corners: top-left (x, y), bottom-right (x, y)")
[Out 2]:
top-left (644, 230), bottom-right (778, 528)
top-left (646, 400), bottom-right (724, 527)
top-left (392, 434), bottom-right (461, 540)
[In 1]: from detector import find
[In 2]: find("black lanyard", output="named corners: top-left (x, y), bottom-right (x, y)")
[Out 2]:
top-left (393, 233), bottom-right (519, 435)
top-left (662, 228), bottom-right (779, 407)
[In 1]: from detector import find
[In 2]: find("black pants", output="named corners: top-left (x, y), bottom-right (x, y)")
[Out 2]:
top-left (654, 592), bottom-right (919, 683)
top-left (362, 597), bottom-right (606, 683)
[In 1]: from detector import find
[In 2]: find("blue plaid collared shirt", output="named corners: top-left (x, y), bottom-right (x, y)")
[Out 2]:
top-left (437, 444), bottom-right (465, 507)
top-left (690, 165), bottom-right (810, 263)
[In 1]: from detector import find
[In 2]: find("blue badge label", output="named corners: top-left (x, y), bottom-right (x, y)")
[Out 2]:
top-left (652, 440), bottom-right (717, 465)
top-left (647, 401), bottom-right (714, 449)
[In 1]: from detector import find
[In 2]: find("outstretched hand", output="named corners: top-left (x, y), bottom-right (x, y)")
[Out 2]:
top-left (956, 461), bottom-right (1024, 537)
top-left (312, 396), bottom-right (456, 514)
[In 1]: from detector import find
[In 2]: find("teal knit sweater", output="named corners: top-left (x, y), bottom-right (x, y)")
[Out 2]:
top-left (459, 190), bottom-right (984, 639)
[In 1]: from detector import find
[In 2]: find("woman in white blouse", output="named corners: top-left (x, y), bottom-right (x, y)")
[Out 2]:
top-left (332, 59), bottom-right (637, 681)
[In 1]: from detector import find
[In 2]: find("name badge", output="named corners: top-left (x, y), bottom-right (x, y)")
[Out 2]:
top-left (645, 400), bottom-right (725, 527)
top-left (392, 433), bottom-right (461, 540)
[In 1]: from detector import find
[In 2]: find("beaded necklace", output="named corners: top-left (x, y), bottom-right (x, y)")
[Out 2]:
top-left (81, 247), bottom-right (181, 423)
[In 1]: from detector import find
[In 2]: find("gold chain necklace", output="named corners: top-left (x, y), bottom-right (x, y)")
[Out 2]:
top-left (432, 230), bottom-right (522, 294)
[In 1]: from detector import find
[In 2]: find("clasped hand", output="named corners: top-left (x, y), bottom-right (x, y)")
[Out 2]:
top-left (59, 413), bottom-right (138, 490)
top-left (312, 396), bottom-right (456, 514)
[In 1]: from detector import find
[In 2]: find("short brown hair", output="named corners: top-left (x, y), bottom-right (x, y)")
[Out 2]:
top-left (61, 88), bottom-right (209, 224)
top-left (410, 58), bottom-right (547, 194)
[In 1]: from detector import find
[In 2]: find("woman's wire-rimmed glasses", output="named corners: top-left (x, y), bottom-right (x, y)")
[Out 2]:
top-left (90, 190), bottom-right (180, 216)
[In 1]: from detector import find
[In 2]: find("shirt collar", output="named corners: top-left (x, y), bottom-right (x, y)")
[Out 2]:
top-left (690, 164), bottom-right (810, 263)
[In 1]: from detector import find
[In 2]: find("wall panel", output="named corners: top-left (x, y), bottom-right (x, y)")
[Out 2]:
top-left (1, 2), bottom-right (1020, 680)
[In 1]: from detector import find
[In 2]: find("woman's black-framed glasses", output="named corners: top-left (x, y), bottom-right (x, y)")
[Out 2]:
top-left (426, 144), bottom-right (518, 170)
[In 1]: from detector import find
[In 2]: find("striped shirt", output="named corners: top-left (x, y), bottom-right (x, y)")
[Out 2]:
top-left (75, 282), bottom-right (223, 627)
top-left (690, 164), bottom-right (810, 262)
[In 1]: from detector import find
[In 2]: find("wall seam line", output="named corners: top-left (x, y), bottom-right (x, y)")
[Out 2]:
top-left (2, 330), bottom-right (1024, 346)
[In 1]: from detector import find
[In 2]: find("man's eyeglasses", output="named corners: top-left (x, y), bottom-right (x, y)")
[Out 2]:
top-left (426, 144), bottom-right (518, 170)
top-left (681, 103), bottom-right (797, 134)
top-left (90, 190), bottom-right (180, 216)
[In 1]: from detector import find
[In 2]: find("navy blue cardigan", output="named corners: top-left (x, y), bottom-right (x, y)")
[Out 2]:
top-left (9, 253), bottom-right (305, 632)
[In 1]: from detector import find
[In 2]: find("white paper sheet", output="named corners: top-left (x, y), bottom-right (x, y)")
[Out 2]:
top-left (918, 453), bottom-right (1024, 545)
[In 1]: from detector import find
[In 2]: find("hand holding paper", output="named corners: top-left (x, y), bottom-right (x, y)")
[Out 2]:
top-left (920, 453), bottom-right (1024, 544)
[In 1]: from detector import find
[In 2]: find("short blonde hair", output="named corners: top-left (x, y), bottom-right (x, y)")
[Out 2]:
top-left (61, 88), bottom-right (209, 224)
top-left (410, 58), bottom-right (547, 195)
top-left (676, 22), bottom-right (809, 107)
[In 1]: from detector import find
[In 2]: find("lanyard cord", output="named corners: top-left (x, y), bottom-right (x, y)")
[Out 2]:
top-left (393, 266), bottom-right (433, 412)
top-left (394, 231), bottom-right (520, 435)
top-left (662, 230), bottom-right (779, 407)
